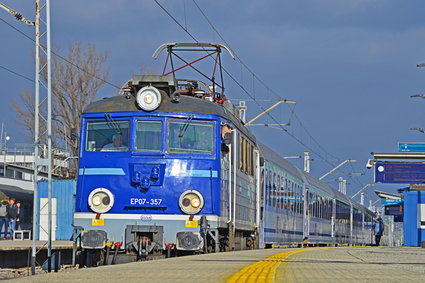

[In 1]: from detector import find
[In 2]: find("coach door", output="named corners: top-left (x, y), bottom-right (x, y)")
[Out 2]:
top-left (255, 149), bottom-right (263, 249)
top-left (303, 186), bottom-right (309, 242)
top-left (331, 199), bottom-right (336, 246)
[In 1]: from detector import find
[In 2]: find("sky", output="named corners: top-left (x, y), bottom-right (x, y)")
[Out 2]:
top-left (1, 0), bottom-right (425, 206)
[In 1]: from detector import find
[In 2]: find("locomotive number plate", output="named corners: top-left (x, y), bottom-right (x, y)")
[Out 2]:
top-left (92, 218), bottom-right (105, 226)
top-left (185, 220), bottom-right (198, 228)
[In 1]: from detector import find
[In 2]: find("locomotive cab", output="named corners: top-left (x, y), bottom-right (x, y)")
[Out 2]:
top-left (74, 74), bottom-right (253, 263)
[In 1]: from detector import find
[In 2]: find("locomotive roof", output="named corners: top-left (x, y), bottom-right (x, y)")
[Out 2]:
top-left (83, 91), bottom-right (256, 142)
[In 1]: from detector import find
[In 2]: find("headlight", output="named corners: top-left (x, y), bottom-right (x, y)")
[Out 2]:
top-left (136, 86), bottom-right (162, 111)
top-left (88, 188), bottom-right (114, 214)
top-left (179, 190), bottom-right (204, 214)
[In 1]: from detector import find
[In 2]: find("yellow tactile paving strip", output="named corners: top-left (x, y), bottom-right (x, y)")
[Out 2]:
top-left (227, 248), bottom-right (319, 283)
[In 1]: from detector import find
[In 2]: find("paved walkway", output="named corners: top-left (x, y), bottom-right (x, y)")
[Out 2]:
top-left (279, 247), bottom-right (425, 282)
top-left (11, 249), bottom-right (286, 282)
top-left (9, 247), bottom-right (425, 282)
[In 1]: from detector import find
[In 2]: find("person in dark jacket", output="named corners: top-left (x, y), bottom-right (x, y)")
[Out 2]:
top-left (15, 201), bottom-right (24, 230)
top-left (0, 199), bottom-right (9, 239)
top-left (373, 214), bottom-right (385, 246)
top-left (7, 198), bottom-right (18, 239)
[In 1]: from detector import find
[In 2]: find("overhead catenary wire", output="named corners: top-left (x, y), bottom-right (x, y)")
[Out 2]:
top-left (156, 0), bottom-right (368, 193)
top-left (0, 16), bottom-right (121, 90)
top-left (155, 1), bottom-right (330, 161)
top-left (191, 0), bottom-right (342, 163)
top-left (193, 0), bottom-right (363, 175)
top-left (157, 2), bottom-right (328, 154)
top-left (0, 64), bottom-right (34, 82)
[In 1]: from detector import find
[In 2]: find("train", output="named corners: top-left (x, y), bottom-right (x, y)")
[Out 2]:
top-left (73, 43), bottom-right (374, 265)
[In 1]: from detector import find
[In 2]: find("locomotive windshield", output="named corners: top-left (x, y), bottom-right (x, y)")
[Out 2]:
top-left (167, 120), bottom-right (214, 154)
top-left (85, 120), bottom-right (129, 152)
top-left (135, 120), bottom-right (162, 152)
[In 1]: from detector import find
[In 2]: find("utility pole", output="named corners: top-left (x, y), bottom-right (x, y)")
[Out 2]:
top-left (303, 152), bottom-right (310, 173)
top-left (0, 1), bottom-right (50, 275)
top-left (338, 177), bottom-right (347, 194)
top-left (32, 0), bottom-right (53, 274)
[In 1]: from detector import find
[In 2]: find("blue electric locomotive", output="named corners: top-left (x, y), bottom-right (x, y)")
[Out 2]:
top-left (73, 43), bottom-right (373, 263)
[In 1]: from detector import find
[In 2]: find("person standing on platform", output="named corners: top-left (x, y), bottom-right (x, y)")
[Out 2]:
top-left (0, 199), bottom-right (9, 239)
top-left (7, 198), bottom-right (18, 239)
top-left (373, 214), bottom-right (385, 246)
top-left (15, 201), bottom-right (23, 230)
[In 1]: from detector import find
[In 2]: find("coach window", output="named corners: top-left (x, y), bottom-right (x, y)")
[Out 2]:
top-left (86, 120), bottom-right (129, 152)
top-left (167, 120), bottom-right (214, 154)
top-left (296, 185), bottom-right (300, 213)
top-left (300, 186), bottom-right (304, 215)
top-left (328, 198), bottom-right (331, 220)
top-left (300, 186), bottom-right (304, 214)
top-left (249, 144), bottom-right (254, 176)
top-left (283, 178), bottom-right (288, 209)
top-left (286, 180), bottom-right (291, 210)
top-left (244, 138), bottom-right (247, 172)
top-left (319, 196), bottom-right (323, 219)
top-left (316, 196), bottom-right (320, 218)
top-left (238, 136), bottom-right (242, 170)
top-left (280, 176), bottom-right (285, 209)
top-left (274, 175), bottom-right (278, 208)
top-left (267, 170), bottom-right (272, 205)
top-left (135, 120), bottom-right (162, 152)
top-left (239, 136), bottom-right (254, 176)
top-left (310, 192), bottom-right (316, 217)
top-left (296, 185), bottom-right (301, 214)
top-left (264, 170), bottom-right (268, 205)
top-left (274, 173), bottom-right (278, 208)
top-left (247, 142), bottom-right (251, 175)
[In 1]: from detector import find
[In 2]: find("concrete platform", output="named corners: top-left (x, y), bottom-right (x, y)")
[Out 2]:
top-left (9, 247), bottom-right (425, 282)
top-left (0, 240), bottom-right (73, 251)
top-left (0, 240), bottom-right (73, 269)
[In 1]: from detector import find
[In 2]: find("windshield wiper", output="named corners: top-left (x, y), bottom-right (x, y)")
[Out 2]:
top-left (179, 115), bottom-right (193, 138)
top-left (105, 113), bottom-right (122, 135)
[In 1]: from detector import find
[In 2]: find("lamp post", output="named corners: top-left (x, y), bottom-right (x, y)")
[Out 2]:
top-left (3, 135), bottom-right (10, 176)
